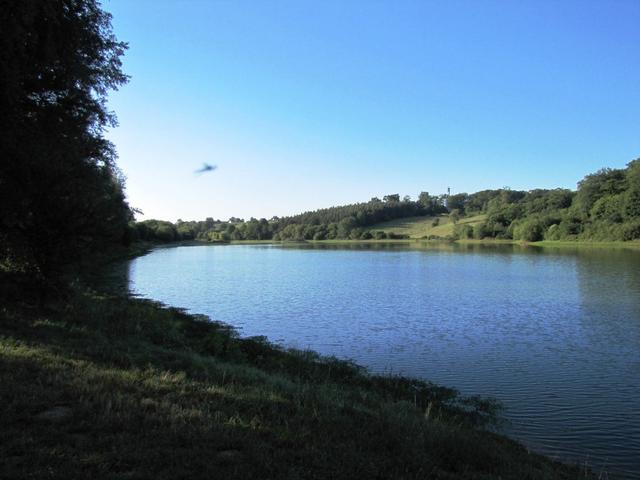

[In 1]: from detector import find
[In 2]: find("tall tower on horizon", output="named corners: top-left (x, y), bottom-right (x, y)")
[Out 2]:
top-left (444, 187), bottom-right (451, 209)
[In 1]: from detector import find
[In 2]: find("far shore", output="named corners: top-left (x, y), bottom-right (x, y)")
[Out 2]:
top-left (141, 238), bottom-right (640, 250)
top-left (222, 238), bottom-right (640, 249)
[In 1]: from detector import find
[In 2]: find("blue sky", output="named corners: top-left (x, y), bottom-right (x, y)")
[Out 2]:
top-left (105, 0), bottom-right (640, 221)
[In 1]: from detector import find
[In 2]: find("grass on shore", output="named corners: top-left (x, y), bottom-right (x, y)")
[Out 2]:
top-left (0, 282), bottom-right (594, 480)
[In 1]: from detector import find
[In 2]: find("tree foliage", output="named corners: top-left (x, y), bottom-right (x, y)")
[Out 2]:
top-left (468, 159), bottom-right (640, 241)
top-left (134, 193), bottom-right (447, 243)
top-left (0, 0), bottom-right (132, 279)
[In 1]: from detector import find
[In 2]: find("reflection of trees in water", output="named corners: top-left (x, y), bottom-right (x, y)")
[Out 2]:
top-left (574, 248), bottom-right (640, 327)
top-left (92, 259), bottom-right (133, 296)
top-left (571, 248), bottom-right (640, 478)
top-left (573, 248), bottom-right (640, 370)
top-left (288, 241), bottom-right (525, 255)
top-left (508, 246), bottom-right (640, 352)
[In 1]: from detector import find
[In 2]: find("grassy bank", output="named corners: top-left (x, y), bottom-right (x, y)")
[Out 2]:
top-left (0, 281), bottom-right (594, 479)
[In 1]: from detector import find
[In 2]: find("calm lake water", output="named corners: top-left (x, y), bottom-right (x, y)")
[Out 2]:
top-left (124, 243), bottom-right (640, 479)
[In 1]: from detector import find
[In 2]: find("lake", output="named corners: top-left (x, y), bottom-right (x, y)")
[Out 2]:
top-left (124, 242), bottom-right (640, 479)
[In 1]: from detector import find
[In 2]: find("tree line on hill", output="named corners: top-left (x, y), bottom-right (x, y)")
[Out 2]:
top-left (453, 160), bottom-right (640, 242)
top-left (133, 158), bottom-right (640, 244)
top-left (131, 192), bottom-right (448, 242)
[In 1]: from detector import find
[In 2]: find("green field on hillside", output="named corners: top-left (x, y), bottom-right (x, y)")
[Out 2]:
top-left (371, 214), bottom-right (486, 239)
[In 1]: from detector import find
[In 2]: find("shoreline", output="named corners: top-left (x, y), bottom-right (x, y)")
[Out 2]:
top-left (212, 238), bottom-right (640, 249)
top-left (1, 287), bottom-right (592, 480)
top-left (0, 243), bottom-right (598, 478)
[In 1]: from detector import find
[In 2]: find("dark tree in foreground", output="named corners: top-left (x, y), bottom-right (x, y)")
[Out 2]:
top-left (0, 0), bottom-right (131, 281)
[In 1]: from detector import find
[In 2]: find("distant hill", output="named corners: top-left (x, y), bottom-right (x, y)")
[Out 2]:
top-left (132, 157), bottom-right (640, 243)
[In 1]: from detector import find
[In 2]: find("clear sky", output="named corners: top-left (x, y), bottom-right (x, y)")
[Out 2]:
top-left (104, 0), bottom-right (640, 222)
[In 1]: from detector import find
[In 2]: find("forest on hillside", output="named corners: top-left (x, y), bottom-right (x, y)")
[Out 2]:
top-left (136, 159), bottom-right (640, 243)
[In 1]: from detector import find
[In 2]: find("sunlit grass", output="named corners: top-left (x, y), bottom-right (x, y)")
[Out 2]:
top-left (371, 214), bottom-right (486, 239)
